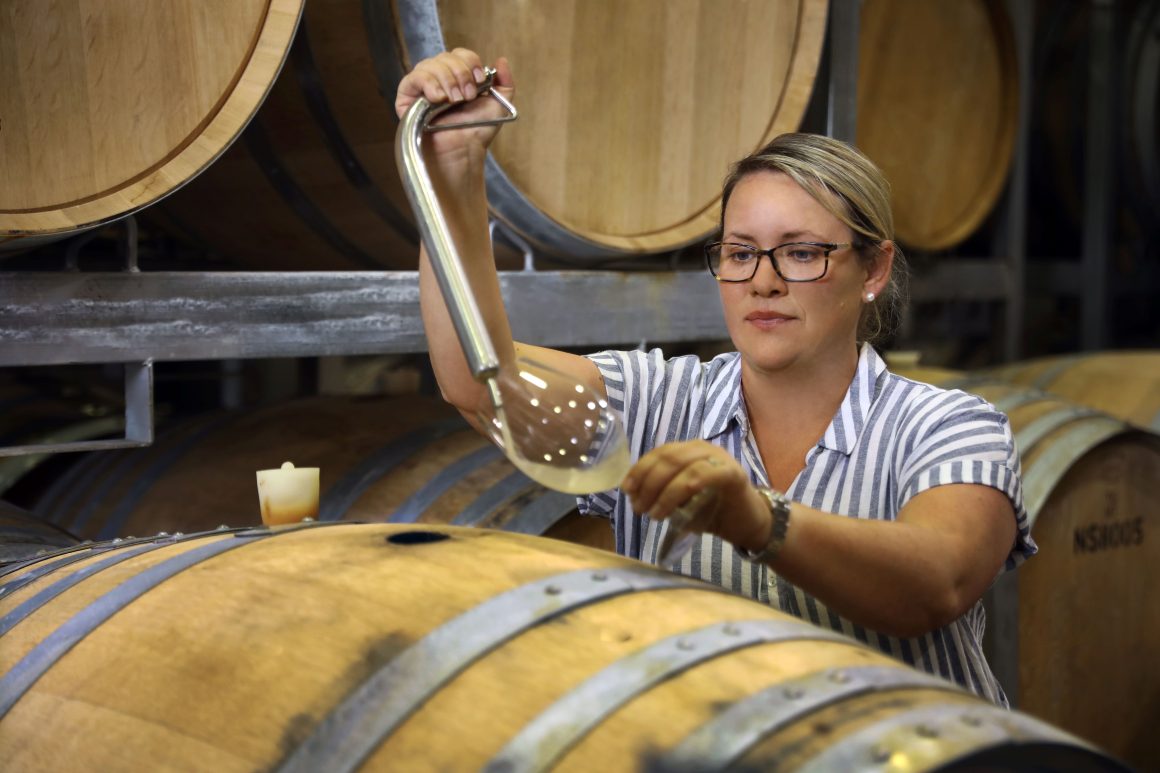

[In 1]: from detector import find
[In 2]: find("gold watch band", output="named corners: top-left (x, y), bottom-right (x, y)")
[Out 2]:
top-left (736, 487), bottom-right (791, 564)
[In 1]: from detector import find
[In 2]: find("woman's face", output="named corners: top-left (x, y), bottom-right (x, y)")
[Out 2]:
top-left (718, 170), bottom-right (889, 376)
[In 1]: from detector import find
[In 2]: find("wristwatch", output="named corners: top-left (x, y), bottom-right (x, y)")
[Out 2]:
top-left (736, 487), bottom-right (792, 564)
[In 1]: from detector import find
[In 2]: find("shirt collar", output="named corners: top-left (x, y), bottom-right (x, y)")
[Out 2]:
top-left (819, 343), bottom-right (887, 455)
top-left (700, 354), bottom-right (745, 440)
top-left (699, 344), bottom-right (887, 456)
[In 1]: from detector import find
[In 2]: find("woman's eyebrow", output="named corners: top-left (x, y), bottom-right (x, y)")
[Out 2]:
top-left (723, 230), bottom-right (824, 244)
top-left (722, 231), bottom-right (758, 244)
top-left (780, 230), bottom-right (824, 241)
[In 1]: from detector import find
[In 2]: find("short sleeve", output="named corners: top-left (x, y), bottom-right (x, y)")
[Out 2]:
top-left (898, 393), bottom-right (1037, 571)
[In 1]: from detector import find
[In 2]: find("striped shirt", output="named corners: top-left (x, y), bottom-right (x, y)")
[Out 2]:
top-left (578, 343), bottom-right (1037, 705)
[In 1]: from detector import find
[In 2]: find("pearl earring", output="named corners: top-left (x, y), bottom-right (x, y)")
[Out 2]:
top-left (865, 292), bottom-right (876, 303)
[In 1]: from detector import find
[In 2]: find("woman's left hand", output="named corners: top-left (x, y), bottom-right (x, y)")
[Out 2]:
top-left (620, 440), bottom-right (770, 549)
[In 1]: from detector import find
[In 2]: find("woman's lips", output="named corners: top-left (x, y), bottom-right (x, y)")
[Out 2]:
top-left (745, 311), bottom-right (795, 328)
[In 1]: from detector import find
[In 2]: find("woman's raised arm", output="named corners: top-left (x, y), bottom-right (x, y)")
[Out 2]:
top-left (396, 50), bottom-right (600, 426)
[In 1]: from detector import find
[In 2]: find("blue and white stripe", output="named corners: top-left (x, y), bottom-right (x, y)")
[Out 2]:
top-left (578, 344), bottom-right (1036, 706)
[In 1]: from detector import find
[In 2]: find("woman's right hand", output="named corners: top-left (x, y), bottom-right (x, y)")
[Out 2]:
top-left (395, 48), bottom-right (515, 164)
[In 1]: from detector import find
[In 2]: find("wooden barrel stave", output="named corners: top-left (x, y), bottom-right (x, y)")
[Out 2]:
top-left (1018, 431), bottom-right (1160, 767)
top-left (0, 500), bottom-right (78, 564)
top-left (152, 0), bottom-right (828, 266)
top-left (0, 0), bottom-right (305, 251)
top-left (21, 395), bottom-right (614, 552)
top-left (987, 351), bottom-right (1160, 432)
top-left (890, 365), bottom-right (1160, 770)
top-left (428, 0), bottom-right (828, 257)
top-left (856, 0), bottom-right (1018, 251)
top-left (158, 12), bottom-right (419, 271)
top-left (0, 524), bottom-right (1122, 771)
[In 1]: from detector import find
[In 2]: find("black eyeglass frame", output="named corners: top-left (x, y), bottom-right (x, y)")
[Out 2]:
top-left (703, 240), bottom-right (853, 283)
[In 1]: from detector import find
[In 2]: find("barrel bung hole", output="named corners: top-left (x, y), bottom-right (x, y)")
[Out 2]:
top-left (387, 531), bottom-right (450, 546)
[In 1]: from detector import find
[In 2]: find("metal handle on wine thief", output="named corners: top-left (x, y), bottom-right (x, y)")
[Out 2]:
top-left (395, 66), bottom-right (518, 382)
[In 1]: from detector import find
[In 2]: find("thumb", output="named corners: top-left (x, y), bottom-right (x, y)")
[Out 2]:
top-left (492, 56), bottom-right (515, 97)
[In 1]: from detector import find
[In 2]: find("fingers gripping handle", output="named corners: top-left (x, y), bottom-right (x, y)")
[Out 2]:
top-left (395, 67), bottom-right (517, 382)
top-left (425, 68), bottom-right (518, 132)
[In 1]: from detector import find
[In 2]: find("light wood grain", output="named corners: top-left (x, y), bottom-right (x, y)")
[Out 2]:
top-left (155, 0), bottom-right (826, 268)
top-left (1, 524), bottom-right (1041, 771)
top-left (0, 0), bottom-right (303, 245)
top-left (892, 366), bottom-right (1160, 770)
top-left (153, 0), bottom-right (428, 271)
top-left (988, 351), bottom-right (1160, 432)
top-left (20, 394), bottom-right (614, 552)
top-left (439, 0), bottom-right (828, 253)
top-left (1019, 434), bottom-right (1160, 770)
top-left (857, 0), bottom-right (1018, 251)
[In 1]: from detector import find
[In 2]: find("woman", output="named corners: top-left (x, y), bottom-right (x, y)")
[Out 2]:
top-left (396, 49), bottom-right (1035, 705)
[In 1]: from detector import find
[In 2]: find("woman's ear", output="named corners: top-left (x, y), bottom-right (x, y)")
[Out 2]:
top-left (864, 240), bottom-right (895, 297)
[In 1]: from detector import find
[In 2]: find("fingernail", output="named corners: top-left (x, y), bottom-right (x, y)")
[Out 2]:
top-left (464, 83), bottom-right (477, 100)
top-left (432, 85), bottom-right (446, 100)
top-left (473, 67), bottom-right (485, 83)
top-left (450, 86), bottom-right (464, 102)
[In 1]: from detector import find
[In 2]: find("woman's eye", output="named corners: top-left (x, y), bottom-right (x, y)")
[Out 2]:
top-left (787, 248), bottom-right (822, 262)
top-left (727, 248), bottom-right (758, 262)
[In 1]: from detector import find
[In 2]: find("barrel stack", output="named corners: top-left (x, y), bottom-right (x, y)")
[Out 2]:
top-left (0, 1), bottom-right (1155, 771)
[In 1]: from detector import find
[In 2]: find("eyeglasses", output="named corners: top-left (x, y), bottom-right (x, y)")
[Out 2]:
top-left (704, 241), bottom-right (852, 283)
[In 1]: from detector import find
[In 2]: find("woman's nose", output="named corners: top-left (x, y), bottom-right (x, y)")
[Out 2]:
top-left (750, 256), bottom-right (786, 296)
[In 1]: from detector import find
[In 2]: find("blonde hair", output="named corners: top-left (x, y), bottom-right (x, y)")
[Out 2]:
top-left (719, 133), bottom-right (908, 344)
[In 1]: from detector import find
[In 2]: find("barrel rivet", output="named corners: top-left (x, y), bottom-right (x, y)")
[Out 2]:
top-left (545, 585), bottom-right (562, 596)
top-left (722, 623), bottom-right (742, 636)
top-left (916, 724), bottom-right (939, 738)
top-left (591, 572), bottom-right (608, 582)
top-left (871, 744), bottom-right (892, 764)
top-left (174, 532), bottom-right (184, 537)
top-left (35, 549), bottom-right (47, 555)
top-left (126, 536), bottom-right (135, 540)
top-left (961, 714), bottom-right (983, 727)
top-left (303, 517), bottom-right (315, 523)
top-left (677, 638), bottom-right (695, 651)
top-left (112, 538), bottom-right (123, 544)
top-left (217, 524), bottom-right (229, 530)
top-left (829, 670), bottom-right (850, 684)
top-left (783, 687), bottom-right (804, 700)
top-left (157, 532), bottom-right (169, 537)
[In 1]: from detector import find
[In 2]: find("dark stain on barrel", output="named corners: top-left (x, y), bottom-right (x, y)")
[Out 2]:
top-left (274, 630), bottom-right (416, 760)
top-left (329, 631), bottom-right (418, 712)
top-left (353, 631), bottom-right (415, 680)
top-left (277, 711), bottom-right (321, 761)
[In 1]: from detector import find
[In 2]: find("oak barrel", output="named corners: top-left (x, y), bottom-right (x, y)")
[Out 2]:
top-left (891, 366), bottom-right (1160, 769)
top-left (0, 500), bottom-right (78, 564)
top-left (986, 351), bottom-right (1160, 432)
top-left (0, 0), bottom-right (304, 253)
top-left (0, 523), bottom-right (1125, 771)
top-left (857, 0), bottom-right (1018, 251)
top-left (24, 395), bottom-right (612, 552)
top-left (153, 0), bottom-right (828, 267)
